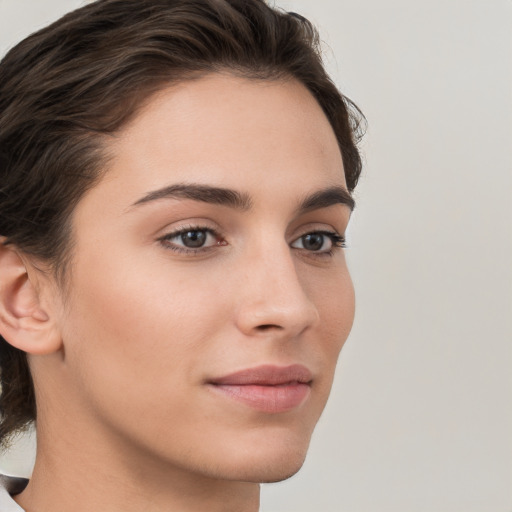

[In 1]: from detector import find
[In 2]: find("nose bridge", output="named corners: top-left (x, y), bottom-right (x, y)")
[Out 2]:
top-left (235, 235), bottom-right (319, 337)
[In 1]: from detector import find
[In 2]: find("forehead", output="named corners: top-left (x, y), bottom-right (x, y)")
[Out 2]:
top-left (81, 73), bottom-right (347, 219)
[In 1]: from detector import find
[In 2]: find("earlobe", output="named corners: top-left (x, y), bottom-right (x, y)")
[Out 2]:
top-left (0, 241), bottom-right (61, 355)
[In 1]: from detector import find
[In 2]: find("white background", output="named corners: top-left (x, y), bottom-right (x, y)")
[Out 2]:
top-left (1, 1), bottom-right (511, 511)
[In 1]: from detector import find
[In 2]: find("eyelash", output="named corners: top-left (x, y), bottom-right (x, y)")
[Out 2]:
top-left (309, 231), bottom-right (347, 252)
top-left (158, 226), bottom-right (346, 256)
top-left (158, 225), bottom-right (224, 255)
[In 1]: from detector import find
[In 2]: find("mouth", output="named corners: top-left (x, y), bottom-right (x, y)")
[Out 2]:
top-left (207, 364), bottom-right (313, 414)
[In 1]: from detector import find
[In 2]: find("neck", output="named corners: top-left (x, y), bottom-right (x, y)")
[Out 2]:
top-left (15, 424), bottom-right (260, 512)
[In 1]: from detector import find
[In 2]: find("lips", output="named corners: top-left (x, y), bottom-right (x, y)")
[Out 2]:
top-left (207, 364), bottom-right (312, 413)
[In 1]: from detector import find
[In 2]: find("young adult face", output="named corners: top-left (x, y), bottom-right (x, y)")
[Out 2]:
top-left (39, 73), bottom-right (355, 484)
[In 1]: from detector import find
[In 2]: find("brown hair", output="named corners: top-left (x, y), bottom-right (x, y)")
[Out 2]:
top-left (0, 0), bottom-right (365, 448)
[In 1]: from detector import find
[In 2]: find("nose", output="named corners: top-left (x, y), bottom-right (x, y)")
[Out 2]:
top-left (234, 243), bottom-right (320, 339)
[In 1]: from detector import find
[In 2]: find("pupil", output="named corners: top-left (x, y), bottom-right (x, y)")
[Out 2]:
top-left (181, 230), bottom-right (206, 248)
top-left (303, 233), bottom-right (323, 251)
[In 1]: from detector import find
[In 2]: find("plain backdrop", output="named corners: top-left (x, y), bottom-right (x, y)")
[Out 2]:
top-left (0, 1), bottom-right (511, 511)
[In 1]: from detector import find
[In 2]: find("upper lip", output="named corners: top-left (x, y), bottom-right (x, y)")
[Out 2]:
top-left (208, 364), bottom-right (313, 386)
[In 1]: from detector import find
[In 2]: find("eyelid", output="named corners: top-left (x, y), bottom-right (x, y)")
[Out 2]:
top-left (155, 218), bottom-right (221, 241)
top-left (290, 220), bottom-right (346, 242)
top-left (155, 221), bottom-right (346, 257)
top-left (157, 224), bottom-right (226, 254)
top-left (290, 230), bottom-right (346, 251)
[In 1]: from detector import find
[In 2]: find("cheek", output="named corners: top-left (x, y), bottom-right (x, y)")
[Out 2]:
top-left (60, 249), bottom-right (230, 411)
top-left (308, 262), bottom-right (355, 341)
top-left (327, 271), bottom-right (355, 347)
top-left (306, 265), bottom-right (355, 384)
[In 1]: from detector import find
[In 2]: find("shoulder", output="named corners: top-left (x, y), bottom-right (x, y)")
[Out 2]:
top-left (0, 474), bottom-right (28, 511)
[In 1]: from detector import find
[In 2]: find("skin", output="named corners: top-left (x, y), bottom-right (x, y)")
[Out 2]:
top-left (7, 73), bottom-right (355, 512)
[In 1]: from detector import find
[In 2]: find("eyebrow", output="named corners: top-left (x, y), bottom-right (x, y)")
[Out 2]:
top-left (297, 186), bottom-right (355, 213)
top-left (131, 183), bottom-right (252, 211)
top-left (130, 183), bottom-right (355, 212)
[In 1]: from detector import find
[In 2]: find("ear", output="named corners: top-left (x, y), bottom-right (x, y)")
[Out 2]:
top-left (0, 240), bottom-right (62, 354)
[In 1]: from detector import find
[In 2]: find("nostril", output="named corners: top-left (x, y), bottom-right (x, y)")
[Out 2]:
top-left (256, 324), bottom-right (282, 331)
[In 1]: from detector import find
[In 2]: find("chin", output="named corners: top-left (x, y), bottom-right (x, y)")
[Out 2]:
top-left (250, 461), bottom-right (306, 484)
top-left (222, 455), bottom-right (308, 484)
top-left (215, 433), bottom-right (312, 484)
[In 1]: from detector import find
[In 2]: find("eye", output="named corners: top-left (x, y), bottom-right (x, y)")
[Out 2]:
top-left (290, 231), bottom-right (346, 253)
top-left (177, 229), bottom-right (209, 248)
top-left (159, 227), bottom-right (225, 253)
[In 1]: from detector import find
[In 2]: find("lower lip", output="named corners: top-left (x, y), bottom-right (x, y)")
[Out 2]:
top-left (209, 383), bottom-right (311, 413)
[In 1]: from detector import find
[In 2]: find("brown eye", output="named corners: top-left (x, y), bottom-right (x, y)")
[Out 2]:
top-left (180, 230), bottom-right (207, 248)
top-left (160, 227), bottom-right (224, 253)
top-left (291, 231), bottom-right (346, 253)
top-left (301, 233), bottom-right (325, 251)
